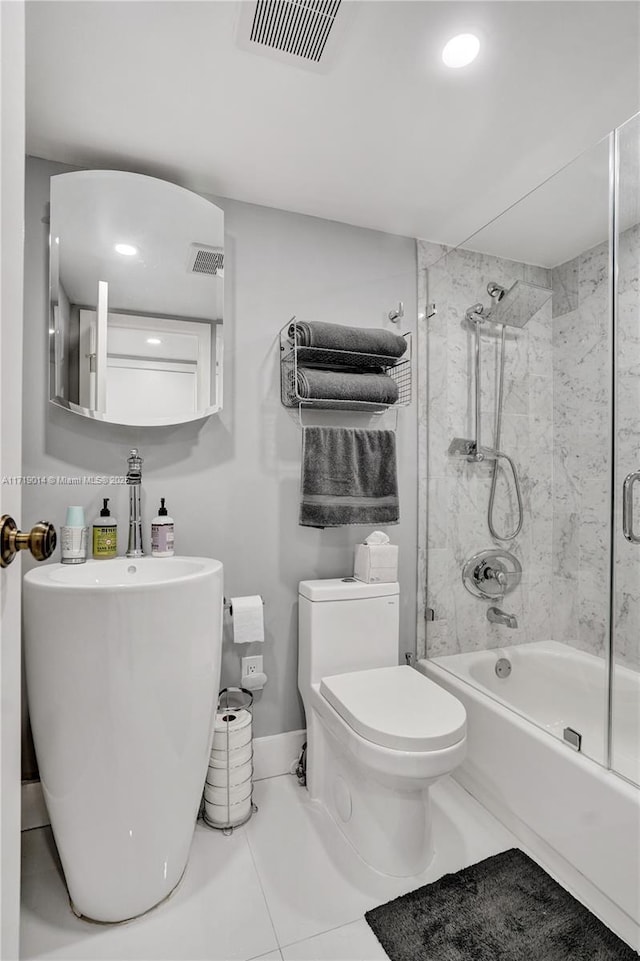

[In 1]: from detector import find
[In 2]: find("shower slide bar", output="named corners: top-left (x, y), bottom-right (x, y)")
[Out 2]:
top-left (448, 306), bottom-right (525, 540)
top-left (448, 280), bottom-right (551, 541)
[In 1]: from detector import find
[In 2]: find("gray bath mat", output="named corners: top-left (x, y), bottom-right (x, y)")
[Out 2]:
top-left (365, 848), bottom-right (638, 960)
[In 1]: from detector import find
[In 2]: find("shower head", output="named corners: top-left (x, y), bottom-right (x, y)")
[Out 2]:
top-left (487, 282), bottom-right (507, 301)
top-left (485, 280), bottom-right (552, 328)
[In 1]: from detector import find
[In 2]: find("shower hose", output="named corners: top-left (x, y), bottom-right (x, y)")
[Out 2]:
top-left (487, 325), bottom-right (524, 541)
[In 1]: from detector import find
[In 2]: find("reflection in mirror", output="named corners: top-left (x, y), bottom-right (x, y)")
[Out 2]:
top-left (49, 170), bottom-right (223, 426)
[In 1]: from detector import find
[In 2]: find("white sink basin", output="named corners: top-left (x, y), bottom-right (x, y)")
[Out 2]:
top-left (23, 556), bottom-right (223, 923)
top-left (27, 555), bottom-right (219, 588)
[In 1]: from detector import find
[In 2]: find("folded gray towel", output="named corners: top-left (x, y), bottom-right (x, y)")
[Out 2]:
top-left (290, 368), bottom-right (399, 406)
top-left (300, 427), bottom-right (399, 528)
top-left (289, 321), bottom-right (407, 359)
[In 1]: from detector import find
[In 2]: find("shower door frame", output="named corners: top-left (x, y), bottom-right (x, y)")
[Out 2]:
top-left (418, 115), bottom-right (640, 788)
top-left (605, 127), bottom-right (618, 774)
top-left (608, 112), bottom-right (640, 787)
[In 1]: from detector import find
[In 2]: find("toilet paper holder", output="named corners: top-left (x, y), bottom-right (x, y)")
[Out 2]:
top-left (202, 687), bottom-right (258, 834)
top-left (224, 595), bottom-right (264, 616)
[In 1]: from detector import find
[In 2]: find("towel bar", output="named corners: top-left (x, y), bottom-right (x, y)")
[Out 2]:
top-left (294, 403), bottom-right (400, 431)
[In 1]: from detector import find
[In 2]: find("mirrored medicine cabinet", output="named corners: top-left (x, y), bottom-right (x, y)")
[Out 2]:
top-left (49, 170), bottom-right (224, 427)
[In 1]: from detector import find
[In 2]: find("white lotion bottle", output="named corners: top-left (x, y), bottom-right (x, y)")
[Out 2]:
top-left (151, 498), bottom-right (174, 557)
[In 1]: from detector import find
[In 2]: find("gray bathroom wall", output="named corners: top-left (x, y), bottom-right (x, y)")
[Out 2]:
top-left (22, 157), bottom-right (418, 765)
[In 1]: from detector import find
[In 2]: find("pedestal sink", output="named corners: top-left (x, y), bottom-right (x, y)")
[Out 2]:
top-left (23, 556), bottom-right (223, 923)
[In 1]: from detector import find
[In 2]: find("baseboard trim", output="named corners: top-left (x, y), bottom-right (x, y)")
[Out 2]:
top-left (253, 729), bottom-right (306, 781)
top-left (21, 780), bottom-right (49, 831)
top-left (454, 769), bottom-right (640, 953)
top-left (21, 729), bottom-right (307, 832)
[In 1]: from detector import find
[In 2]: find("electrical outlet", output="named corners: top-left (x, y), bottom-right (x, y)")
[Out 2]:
top-left (241, 655), bottom-right (263, 677)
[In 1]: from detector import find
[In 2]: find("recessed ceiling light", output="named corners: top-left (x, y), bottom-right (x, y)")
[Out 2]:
top-left (115, 243), bottom-right (138, 256)
top-left (442, 33), bottom-right (480, 69)
top-left (146, 337), bottom-right (162, 345)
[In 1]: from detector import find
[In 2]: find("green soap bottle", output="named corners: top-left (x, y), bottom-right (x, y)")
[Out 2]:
top-left (92, 498), bottom-right (117, 559)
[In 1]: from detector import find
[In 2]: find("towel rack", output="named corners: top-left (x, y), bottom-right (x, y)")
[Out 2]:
top-left (279, 318), bottom-right (412, 425)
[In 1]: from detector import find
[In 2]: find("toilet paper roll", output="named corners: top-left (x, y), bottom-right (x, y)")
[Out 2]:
top-left (214, 708), bottom-right (251, 734)
top-left (207, 759), bottom-right (253, 788)
top-left (204, 794), bottom-right (252, 827)
top-left (212, 708), bottom-right (252, 751)
top-left (231, 595), bottom-right (264, 644)
top-left (209, 741), bottom-right (253, 769)
top-left (204, 778), bottom-right (252, 806)
top-left (211, 728), bottom-right (251, 753)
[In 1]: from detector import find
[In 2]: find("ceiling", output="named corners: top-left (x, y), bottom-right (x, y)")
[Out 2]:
top-left (26, 1), bottom-right (640, 266)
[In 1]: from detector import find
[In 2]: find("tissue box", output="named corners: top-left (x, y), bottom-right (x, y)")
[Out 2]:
top-left (354, 543), bottom-right (399, 584)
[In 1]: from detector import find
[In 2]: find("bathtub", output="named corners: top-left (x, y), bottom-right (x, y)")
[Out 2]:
top-left (429, 640), bottom-right (639, 783)
top-left (418, 640), bottom-right (640, 950)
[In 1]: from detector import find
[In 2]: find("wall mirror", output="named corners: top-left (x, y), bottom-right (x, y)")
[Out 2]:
top-left (49, 170), bottom-right (224, 426)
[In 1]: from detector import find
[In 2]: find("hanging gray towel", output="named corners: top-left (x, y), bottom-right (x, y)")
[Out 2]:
top-left (289, 321), bottom-right (407, 359)
top-left (289, 368), bottom-right (399, 406)
top-left (300, 427), bottom-right (399, 528)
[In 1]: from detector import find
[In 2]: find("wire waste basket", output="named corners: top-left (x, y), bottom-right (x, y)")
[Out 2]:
top-left (203, 687), bottom-right (257, 833)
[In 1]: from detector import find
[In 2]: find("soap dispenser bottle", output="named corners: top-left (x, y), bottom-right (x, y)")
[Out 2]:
top-left (92, 498), bottom-right (117, 559)
top-left (151, 498), bottom-right (174, 557)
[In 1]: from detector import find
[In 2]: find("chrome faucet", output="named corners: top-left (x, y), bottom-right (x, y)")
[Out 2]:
top-left (487, 606), bottom-right (518, 629)
top-left (126, 449), bottom-right (144, 558)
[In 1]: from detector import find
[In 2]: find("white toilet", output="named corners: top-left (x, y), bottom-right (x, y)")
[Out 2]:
top-left (298, 578), bottom-right (466, 877)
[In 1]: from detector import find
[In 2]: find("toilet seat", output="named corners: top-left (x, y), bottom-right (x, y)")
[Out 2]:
top-left (319, 665), bottom-right (466, 752)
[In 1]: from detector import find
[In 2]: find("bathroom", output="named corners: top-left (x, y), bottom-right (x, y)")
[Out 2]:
top-left (1, 1), bottom-right (639, 958)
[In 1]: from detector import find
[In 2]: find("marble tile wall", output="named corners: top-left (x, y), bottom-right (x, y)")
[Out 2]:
top-left (553, 225), bottom-right (640, 670)
top-left (417, 225), bottom-right (639, 670)
top-left (551, 240), bottom-right (610, 661)
top-left (416, 239), bottom-right (554, 658)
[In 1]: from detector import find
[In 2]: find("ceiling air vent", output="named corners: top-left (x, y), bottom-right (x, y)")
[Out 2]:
top-left (237, 0), bottom-right (353, 72)
top-left (188, 244), bottom-right (224, 277)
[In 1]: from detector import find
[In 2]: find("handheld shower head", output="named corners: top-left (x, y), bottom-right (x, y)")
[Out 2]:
top-left (465, 302), bottom-right (486, 323)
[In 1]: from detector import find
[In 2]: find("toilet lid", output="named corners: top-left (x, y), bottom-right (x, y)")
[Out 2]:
top-left (320, 665), bottom-right (466, 752)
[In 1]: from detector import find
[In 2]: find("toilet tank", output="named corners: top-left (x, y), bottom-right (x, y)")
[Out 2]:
top-left (298, 578), bottom-right (400, 692)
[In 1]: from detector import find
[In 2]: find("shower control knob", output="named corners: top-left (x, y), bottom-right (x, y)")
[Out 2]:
top-left (462, 548), bottom-right (522, 600)
top-left (484, 566), bottom-right (507, 587)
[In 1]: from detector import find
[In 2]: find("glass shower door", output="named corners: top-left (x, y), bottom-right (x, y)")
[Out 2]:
top-left (611, 112), bottom-right (640, 786)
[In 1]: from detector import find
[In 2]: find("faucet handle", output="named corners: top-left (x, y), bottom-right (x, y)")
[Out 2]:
top-left (462, 548), bottom-right (522, 600)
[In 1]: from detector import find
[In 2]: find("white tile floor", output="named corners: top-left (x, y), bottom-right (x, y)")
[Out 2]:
top-left (21, 774), bottom-right (519, 961)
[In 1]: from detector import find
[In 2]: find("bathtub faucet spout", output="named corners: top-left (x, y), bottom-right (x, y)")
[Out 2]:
top-left (487, 606), bottom-right (518, 629)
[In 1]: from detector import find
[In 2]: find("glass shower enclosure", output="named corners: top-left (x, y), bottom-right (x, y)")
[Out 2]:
top-left (417, 112), bottom-right (639, 786)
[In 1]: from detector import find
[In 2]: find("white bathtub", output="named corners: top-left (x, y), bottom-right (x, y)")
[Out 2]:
top-left (418, 641), bottom-right (640, 950)
top-left (429, 640), bottom-right (639, 784)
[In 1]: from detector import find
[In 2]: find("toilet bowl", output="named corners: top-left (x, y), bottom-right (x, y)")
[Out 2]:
top-left (298, 578), bottom-right (466, 877)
